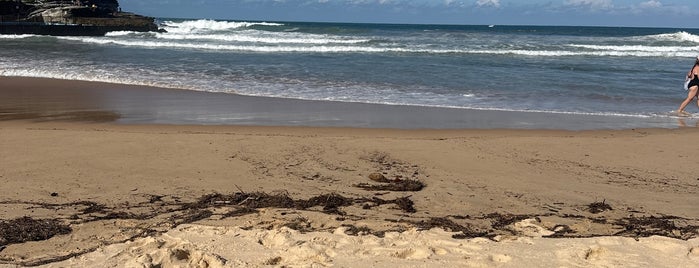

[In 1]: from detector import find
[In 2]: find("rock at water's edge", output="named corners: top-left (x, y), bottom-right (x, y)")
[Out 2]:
top-left (0, 0), bottom-right (161, 35)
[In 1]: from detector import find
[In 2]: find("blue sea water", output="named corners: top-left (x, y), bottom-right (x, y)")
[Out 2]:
top-left (1, 19), bottom-right (699, 124)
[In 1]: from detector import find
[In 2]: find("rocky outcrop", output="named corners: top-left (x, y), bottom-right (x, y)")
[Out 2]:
top-left (0, 0), bottom-right (160, 35)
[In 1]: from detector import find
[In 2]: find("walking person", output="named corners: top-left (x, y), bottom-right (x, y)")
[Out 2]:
top-left (678, 56), bottom-right (699, 116)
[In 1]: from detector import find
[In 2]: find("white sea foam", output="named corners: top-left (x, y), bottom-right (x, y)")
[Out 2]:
top-left (152, 20), bottom-right (370, 45)
top-left (0, 68), bottom-right (191, 93)
top-left (0, 34), bottom-right (36, 39)
top-left (154, 32), bottom-right (370, 44)
top-left (470, 49), bottom-right (695, 58)
top-left (104, 31), bottom-right (158, 39)
top-left (568, 44), bottom-right (699, 52)
top-left (54, 35), bottom-right (695, 58)
top-left (105, 31), bottom-right (134, 37)
top-left (162, 20), bottom-right (284, 34)
top-left (644, 31), bottom-right (699, 43)
top-left (55, 36), bottom-right (406, 53)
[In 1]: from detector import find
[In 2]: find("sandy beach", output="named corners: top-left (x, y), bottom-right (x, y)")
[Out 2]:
top-left (1, 77), bottom-right (698, 267)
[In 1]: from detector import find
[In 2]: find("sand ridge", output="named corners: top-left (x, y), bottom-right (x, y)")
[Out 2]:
top-left (43, 224), bottom-right (699, 268)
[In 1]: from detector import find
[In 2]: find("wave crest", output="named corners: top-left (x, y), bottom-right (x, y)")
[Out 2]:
top-left (153, 32), bottom-right (370, 45)
top-left (644, 31), bottom-right (699, 43)
top-left (568, 44), bottom-right (699, 52)
top-left (162, 19), bottom-right (284, 34)
top-left (0, 34), bottom-right (37, 39)
top-left (54, 36), bottom-right (699, 58)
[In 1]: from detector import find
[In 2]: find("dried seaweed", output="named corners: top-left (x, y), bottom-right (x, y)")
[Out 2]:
top-left (0, 217), bottom-right (71, 246)
top-left (263, 257), bottom-right (282, 265)
top-left (283, 218), bottom-right (313, 232)
top-left (4, 188), bottom-right (697, 268)
top-left (172, 210), bottom-right (213, 226)
top-left (355, 179), bottom-right (425, 192)
top-left (296, 193), bottom-right (354, 212)
top-left (77, 201), bottom-right (107, 214)
top-left (483, 213), bottom-right (534, 229)
top-left (614, 216), bottom-right (699, 240)
top-left (222, 207), bottom-right (258, 218)
top-left (588, 200), bottom-right (613, 214)
top-left (411, 217), bottom-right (488, 239)
top-left (358, 196), bottom-right (416, 213)
top-left (188, 192), bottom-right (296, 209)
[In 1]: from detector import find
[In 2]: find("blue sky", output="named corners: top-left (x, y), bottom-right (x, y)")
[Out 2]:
top-left (120, 0), bottom-right (697, 28)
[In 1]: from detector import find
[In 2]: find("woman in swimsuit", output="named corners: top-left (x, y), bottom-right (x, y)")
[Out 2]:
top-left (678, 56), bottom-right (699, 115)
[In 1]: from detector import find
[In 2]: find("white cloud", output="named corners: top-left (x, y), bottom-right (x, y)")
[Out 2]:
top-left (639, 0), bottom-right (662, 9)
top-left (346, 0), bottom-right (398, 5)
top-left (565, 0), bottom-right (613, 10)
top-left (476, 0), bottom-right (500, 8)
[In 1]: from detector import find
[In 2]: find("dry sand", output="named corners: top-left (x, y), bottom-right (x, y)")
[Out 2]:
top-left (0, 77), bottom-right (698, 267)
top-left (1, 121), bottom-right (698, 267)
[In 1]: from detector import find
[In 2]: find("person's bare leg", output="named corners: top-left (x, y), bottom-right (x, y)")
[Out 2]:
top-left (678, 86), bottom-right (698, 114)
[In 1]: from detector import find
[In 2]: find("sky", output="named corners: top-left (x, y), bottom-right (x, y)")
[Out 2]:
top-left (119, 0), bottom-right (698, 28)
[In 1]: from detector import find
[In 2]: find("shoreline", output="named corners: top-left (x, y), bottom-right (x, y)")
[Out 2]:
top-left (1, 76), bottom-right (699, 266)
top-left (1, 76), bottom-right (694, 130)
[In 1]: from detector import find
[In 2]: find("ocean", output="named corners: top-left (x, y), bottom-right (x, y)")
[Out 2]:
top-left (1, 19), bottom-right (699, 128)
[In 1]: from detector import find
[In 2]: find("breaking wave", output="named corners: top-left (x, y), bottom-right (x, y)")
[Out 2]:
top-left (64, 21), bottom-right (693, 58)
top-left (643, 31), bottom-right (699, 43)
top-left (154, 32), bottom-right (371, 45)
top-left (55, 35), bottom-right (699, 58)
top-left (0, 34), bottom-right (37, 39)
top-left (161, 19), bottom-right (284, 34)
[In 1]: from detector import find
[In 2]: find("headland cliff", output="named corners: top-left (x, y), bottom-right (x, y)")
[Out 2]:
top-left (0, 0), bottom-right (160, 35)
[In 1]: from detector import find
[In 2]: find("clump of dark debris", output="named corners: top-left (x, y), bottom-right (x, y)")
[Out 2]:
top-left (222, 207), bottom-right (258, 218)
top-left (283, 217), bottom-right (315, 233)
top-left (614, 216), bottom-right (699, 240)
top-left (410, 217), bottom-right (488, 239)
top-left (297, 193), bottom-right (355, 212)
top-left (341, 224), bottom-right (401, 238)
top-left (174, 210), bottom-right (214, 226)
top-left (484, 213), bottom-right (536, 230)
top-left (355, 179), bottom-right (425, 192)
top-left (187, 192), bottom-right (296, 210)
top-left (361, 151), bottom-right (426, 190)
top-left (188, 191), bottom-right (417, 215)
top-left (359, 196), bottom-right (416, 213)
top-left (0, 217), bottom-right (71, 246)
top-left (263, 256), bottom-right (282, 265)
top-left (587, 200), bottom-right (613, 214)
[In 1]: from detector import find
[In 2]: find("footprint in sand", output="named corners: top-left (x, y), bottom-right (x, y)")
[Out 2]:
top-left (489, 254), bottom-right (512, 263)
top-left (391, 248), bottom-right (432, 260)
top-left (583, 246), bottom-right (609, 261)
top-left (430, 246), bottom-right (448, 255)
top-left (689, 247), bottom-right (699, 258)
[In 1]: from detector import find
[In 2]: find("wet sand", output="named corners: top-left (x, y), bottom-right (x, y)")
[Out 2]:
top-left (1, 77), bottom-right (698, 267)
top-left (1, 76), bottom-right (693, 129)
